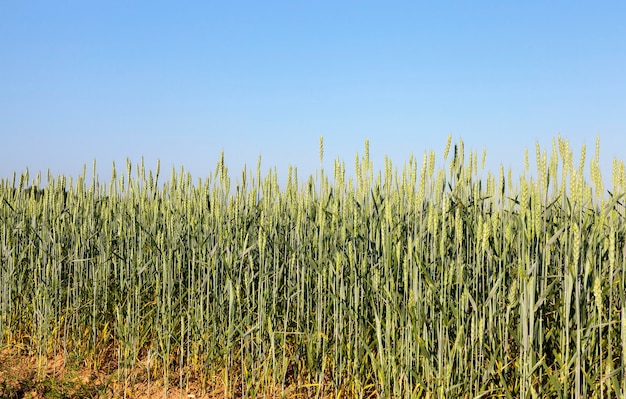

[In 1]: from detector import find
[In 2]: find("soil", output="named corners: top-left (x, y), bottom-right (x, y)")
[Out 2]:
top-left (0, 347), bottom-right (221, 399)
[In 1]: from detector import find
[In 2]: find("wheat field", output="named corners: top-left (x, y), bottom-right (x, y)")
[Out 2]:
top-left (1, 136), bottom-right (625, 398)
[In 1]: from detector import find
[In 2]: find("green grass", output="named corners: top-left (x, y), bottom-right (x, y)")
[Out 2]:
top-left (1, 135), bottom-right (625, 398)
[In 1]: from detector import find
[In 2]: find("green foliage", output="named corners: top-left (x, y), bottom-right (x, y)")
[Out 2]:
top-left (1, 136), bottom-right (625, 398)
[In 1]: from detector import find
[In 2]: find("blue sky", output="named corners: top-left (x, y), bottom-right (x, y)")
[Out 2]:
top-left (1, 2), bottom-right (625, 188)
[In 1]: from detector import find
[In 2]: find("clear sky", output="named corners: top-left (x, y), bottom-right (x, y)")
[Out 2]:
top-left (1, 2), bottom-right (625, 188)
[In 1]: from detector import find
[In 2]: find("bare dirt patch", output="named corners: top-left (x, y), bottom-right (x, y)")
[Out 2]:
top-left (0, 347), bottom-right (221, 399)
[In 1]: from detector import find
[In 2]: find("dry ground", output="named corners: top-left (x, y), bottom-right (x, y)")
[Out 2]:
top-left (0, 347), bottom-right (224, 399)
